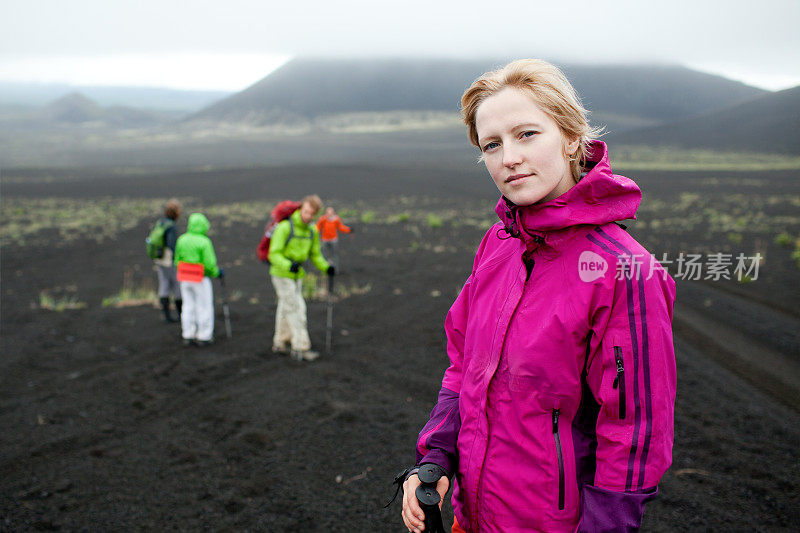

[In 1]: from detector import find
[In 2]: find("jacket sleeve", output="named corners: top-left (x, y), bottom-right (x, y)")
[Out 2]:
top-left (414, 228), bottom-right (496, 475)
top-left (309, 228), bottom-right (330, 273)
top-left (337, 218), bottom-right (351, 233)
top-left (173, 235), bottom-right (183, 266)
top-left (268, 220), bottom-right (294, 271)
top-left (580, 253), bottom-right (676, 531)
top-left (202, 238), bottom-right (220, 278)
top-left (415, 272), bottom-right (472, 475)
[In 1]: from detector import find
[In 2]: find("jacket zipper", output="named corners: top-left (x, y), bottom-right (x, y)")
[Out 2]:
top-left (475, 252), bottom-right (534, 521)
top-left (612, 346), bottom-right (626, 419)
top-left (552, 408), bottom-right (565, 510)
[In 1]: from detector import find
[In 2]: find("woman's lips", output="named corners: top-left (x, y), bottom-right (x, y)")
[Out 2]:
top-left (506, 173), bottom-right (531, 183)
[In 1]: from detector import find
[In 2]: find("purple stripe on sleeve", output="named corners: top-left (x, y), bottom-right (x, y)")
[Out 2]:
top-left (635, 263), bottom-right (653, 489)
top-left (585, 233), bottom-right (618, 257)
top-left (416, 387), bottom-right (460, 474)
top-left (594, 227), bottom-right (656, 490)
top-left (588, 229), bottom-right (642, 490)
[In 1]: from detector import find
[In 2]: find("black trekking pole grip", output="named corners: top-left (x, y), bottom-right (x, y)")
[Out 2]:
top-left (414, 464), bottom-right (447, 533)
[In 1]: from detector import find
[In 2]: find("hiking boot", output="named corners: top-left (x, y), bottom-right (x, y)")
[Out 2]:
top-left (182, 338), bottom-right (195, 347)
top-left (161, 297), bottom-right (177, 323)
top-left (272, 343), bottom-right (290, 355)
top-left (291, 349), bottom-right (320, 362)
top-left (196, 339), bottom-right (214, 347)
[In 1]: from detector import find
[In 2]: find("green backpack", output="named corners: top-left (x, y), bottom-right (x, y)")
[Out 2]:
top-left (146, 219), bottom-right (173, 259)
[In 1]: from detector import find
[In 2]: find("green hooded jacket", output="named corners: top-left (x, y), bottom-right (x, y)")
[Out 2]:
top-left (268, 209), bottom-right (329, 279)
top-left (174, 213), bottom-right (220, 278)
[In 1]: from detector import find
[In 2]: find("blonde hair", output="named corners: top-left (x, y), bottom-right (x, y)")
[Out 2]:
top-left (164, 199), bottom-right (182, 220)
top-left (461, 59), bottom-right (603, 180)
top-left (301, 194), bottom-right (323, 213)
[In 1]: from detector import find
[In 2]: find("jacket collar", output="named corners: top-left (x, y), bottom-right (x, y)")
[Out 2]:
top-left (494, 141), bottom-right (641, 252)
top-left (290, 209), bottom-right (310, 230)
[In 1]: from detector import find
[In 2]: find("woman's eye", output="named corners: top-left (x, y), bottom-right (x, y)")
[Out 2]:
top-left (482, 141), bottom-right (500, 152)
top-left (521, 130), bottom-right (538, 139)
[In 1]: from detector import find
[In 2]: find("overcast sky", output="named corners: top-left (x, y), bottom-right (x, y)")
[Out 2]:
top-left (2, 0), bottom-right (799, 92)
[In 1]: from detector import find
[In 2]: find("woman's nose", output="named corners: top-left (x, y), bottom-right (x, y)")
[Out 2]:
top-left (503, 145), bottom-right (523, 168)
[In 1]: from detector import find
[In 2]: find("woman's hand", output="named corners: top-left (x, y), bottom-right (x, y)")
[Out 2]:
top-left (401, 472), bottom-right (450, 532)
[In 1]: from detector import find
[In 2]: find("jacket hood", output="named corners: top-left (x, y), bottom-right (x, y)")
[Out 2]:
top-left (494, 141), bottom-right (641, 238)
top-left (186, 213), bottom-right (210, 235)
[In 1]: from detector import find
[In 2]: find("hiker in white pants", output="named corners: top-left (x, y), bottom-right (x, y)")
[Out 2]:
top-left (271, 276), bottom-right (310, 352)
top-left (180, 277), bottom-right (214, 342)
top-left (174, 212), bottom-right (223, 347)
top-left (267, 195), bottom-right (334, 361)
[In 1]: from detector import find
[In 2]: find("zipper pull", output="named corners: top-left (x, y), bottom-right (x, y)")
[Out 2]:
top-left (552, 408), bottom-right (560, 433)
top-left (613, 349), bottom-right (625, 389)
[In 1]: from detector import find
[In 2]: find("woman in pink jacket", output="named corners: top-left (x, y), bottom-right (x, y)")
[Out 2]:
top-left (400, 60), bottom-right (677, 532)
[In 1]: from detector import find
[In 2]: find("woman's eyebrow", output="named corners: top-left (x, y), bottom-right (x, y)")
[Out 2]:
top-left (513, 122), bottom-right (543, 130)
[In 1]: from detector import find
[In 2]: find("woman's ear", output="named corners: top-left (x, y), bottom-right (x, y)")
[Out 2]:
top-left (564, 136), bottom-right (580, 157)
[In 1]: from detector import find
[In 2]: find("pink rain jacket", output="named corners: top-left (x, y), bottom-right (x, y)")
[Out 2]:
top-left (416, 141), bottom-right (676, 532)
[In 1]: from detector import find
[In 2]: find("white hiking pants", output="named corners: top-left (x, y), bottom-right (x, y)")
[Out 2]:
top-left (180, 277), bottom-right (214, 341)
top-left (271, 275), bottom-right (311, 351)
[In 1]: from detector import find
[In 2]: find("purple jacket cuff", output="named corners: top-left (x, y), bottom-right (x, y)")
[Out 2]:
top-left (416, 387), bottom-right (460, 475)
top-left (418, 450), bottom-right (454, 476)
top-left (578, 484), bottom-right (657, 532)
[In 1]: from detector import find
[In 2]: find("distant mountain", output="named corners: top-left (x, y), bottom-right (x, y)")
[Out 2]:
top-left (40, 92), bottom-right (102, 123)
top-left (190, 58), bottom-right (766, 132)
top-left (34, 92), bottom-right (169, 127)
top-left (0, 82), bottom-right (231, 112)
top-left (607, 85), bottom-right (800, 155)
top-left (561, 65), bottom-right (765, 127)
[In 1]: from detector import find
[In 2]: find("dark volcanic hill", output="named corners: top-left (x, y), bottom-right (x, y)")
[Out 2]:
top-left (190, 58), bottom-right (766, 128)
top-left (607, 85), bottom-right (800, 154)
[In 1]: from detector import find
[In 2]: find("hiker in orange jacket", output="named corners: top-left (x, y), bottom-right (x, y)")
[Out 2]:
top-left (316, 207), bottom-right (352, 269)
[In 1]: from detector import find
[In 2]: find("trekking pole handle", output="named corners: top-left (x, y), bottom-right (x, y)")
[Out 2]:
top-left (414, 464), bottom-right (447, 533)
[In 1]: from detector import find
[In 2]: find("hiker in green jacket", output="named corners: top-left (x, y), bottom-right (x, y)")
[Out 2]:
top-left (269, 195), bottom-right (333, 361)
top-left (174, 212), bottom-right (224, 347)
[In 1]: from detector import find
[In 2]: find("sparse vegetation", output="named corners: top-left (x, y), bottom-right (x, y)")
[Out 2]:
top-left (302, 273), bottom-right (321, 300)
top-left (0, 197), bottom-right (178, 247)
top-left (611, 145), bottom-right (800, 171)
top-left (302, 273), bottom-right (371, 301)
top-left (727, 232), bottom-right (743, 244)
top-left (792, 237), bottom-right (800, 270)
top-left (386, 212), bottom-right (411, 224)
top-left (775, 232), bottom-right (794, 247)
top-left (426, 214), bottom-right (443, 228)
top-left (102, 269), bottom-right (156, 308)
top-left (38, 291), bottom-right (86, 311)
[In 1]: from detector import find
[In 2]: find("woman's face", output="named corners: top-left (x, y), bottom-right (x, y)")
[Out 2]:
top-left (475, 87), bottom-right (578, 206)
